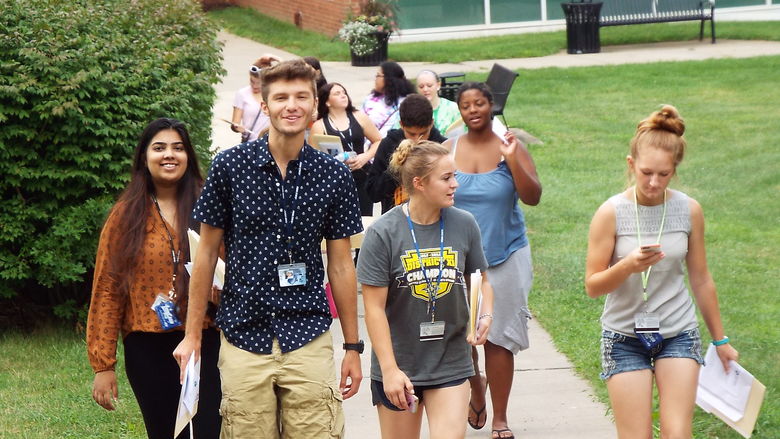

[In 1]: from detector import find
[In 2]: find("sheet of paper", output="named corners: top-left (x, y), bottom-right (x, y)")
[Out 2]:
top-left (174, 352), bottom-right (200, 438)
top-left (187, 229), bottom-right (225, 289)
top-left (696, 344), bottom-right (754, 422)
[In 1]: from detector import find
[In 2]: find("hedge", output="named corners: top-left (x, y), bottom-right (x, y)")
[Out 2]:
top-left (0, 0), bottom-right (224, 318)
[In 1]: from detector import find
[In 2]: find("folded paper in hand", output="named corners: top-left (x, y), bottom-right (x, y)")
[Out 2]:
top-left (174, 351), bottom-right (200, 438)
top-left (696, 344), bottom-right (765, 438)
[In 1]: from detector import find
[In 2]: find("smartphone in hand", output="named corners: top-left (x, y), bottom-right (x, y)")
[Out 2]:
top-left (640, 243), bottom-right (662, 253)
top-left (405, 392), bottom-right (419, 413)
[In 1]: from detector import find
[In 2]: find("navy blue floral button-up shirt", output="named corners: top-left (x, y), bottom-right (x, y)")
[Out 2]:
top-left (193, 136), bottom-right (363, 354)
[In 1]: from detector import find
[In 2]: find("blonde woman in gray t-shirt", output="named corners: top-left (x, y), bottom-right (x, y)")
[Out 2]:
top-left (585, 105), bottom-right (739, 439)
top-left (358, 139), bottom-right (494, 439)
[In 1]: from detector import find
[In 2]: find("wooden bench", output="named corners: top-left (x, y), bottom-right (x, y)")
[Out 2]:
top-left (599, 0), bottom-right (715, 43)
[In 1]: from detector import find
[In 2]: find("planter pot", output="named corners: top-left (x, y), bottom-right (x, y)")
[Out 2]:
top-left (350, 31), bottom-right (389, 67)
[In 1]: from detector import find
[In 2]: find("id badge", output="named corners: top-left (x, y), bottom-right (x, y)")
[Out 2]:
top-left (419, 321), bottom-right (445, 342)
top-left (278, 263), bottom-right (307, 287)
top-left (151, 294), bottom-right (182, 330)
top-left (634, 312), bottom-right (663, 351)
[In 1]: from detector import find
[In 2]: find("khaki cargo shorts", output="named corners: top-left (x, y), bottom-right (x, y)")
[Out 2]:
top-left (218, 331), bottom-right (345, 439)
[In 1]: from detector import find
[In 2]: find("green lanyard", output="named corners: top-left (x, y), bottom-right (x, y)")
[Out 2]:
top-left (633, 187), bottom-right (666, 302)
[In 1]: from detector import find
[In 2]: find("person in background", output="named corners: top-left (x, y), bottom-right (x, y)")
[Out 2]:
top-left (230, 54), bottom-right (281, 142)
top-left (87, 118), bottom-right (221, 439)
top-left (415, 70), bottom-right (461, 135)
top-left (311, 82), bottom-right (382, 216)
top-left (303, 56), bottom-right (328, 92)
top-left (358, 139), bottom-right (494, 439)
top-left (366, 94), bottom-right (447, 214)
top-left (585, 105), bottom-right (738, 438)
top-left (174, 59), bottom-right (364, 438)
top-left (445, 82), bottom-right (542, 439)
top-left (362, 61), bottom-right (415, 138)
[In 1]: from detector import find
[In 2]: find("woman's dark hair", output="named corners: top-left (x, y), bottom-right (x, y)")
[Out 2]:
top-left (303, 56), bottom-right (327, 92)
top-left (374, 61), bottom-right (414, 107)
top-left (108, 117), bottom-right (204, 305)
top-left (317, 82), bottom-right (356, 120)
top-left (456, 81), bottom-right (494, 105)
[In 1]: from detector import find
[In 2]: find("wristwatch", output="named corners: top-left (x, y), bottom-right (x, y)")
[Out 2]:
top-left (343, 340), bottom-right (364, 354)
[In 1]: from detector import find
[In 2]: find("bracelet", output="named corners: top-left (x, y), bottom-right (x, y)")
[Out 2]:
top-left (478, 313), bottom-right (493, 320)
top-left (712, 336), bottom-right (730, 346)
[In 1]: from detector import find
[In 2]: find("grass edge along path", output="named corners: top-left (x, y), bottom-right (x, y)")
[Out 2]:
top-left (1, 56), bottom-right (778, 439)
top-left (207, 6), bottom-right (780, 63)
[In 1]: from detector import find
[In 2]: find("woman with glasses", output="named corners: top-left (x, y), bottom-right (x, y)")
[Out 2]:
top-left (362, 61), bottom-right (415, 138)
top-left (230, 54), bottom-right (281, 143)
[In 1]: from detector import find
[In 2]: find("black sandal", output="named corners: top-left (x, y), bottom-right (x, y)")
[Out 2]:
top-left (468, 402), bottom-right (487, 430)
top-left (492, 428), bottom-right (515, 439)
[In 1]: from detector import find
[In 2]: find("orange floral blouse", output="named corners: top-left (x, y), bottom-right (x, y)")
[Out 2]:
top-left (86, 204), bottom-right (212, 373)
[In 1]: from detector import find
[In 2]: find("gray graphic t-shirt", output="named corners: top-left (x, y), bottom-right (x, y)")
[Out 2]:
top-left (357, 205), bottom-right (488, 385)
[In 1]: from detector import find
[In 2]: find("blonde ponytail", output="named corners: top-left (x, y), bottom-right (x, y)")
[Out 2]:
top-left (389, 140), bottom-right (450, 195)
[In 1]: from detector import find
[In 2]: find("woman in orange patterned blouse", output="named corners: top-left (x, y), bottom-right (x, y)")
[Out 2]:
top-left (86, 118), bottom-right (221, 439)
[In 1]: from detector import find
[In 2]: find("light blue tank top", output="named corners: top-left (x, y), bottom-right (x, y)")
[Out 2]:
top-left (452, 136), bottom-right (528, 266)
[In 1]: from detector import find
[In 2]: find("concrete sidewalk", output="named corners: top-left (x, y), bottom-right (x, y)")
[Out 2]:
top-left (209, 30), bottom-right (780, 438)
top-left (211, 31), bottom-right (780, 152)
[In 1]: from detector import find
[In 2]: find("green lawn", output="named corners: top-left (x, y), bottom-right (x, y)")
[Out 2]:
top-left (208, 6), bottom-right (780, 63)
top-left (514, 56), bottom-right (780, 438)
top-left (2, 56), bottom-right (777, 438)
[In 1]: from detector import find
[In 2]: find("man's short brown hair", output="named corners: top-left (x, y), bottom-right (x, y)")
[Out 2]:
top-left (260, 59), bottom-right (317, 102)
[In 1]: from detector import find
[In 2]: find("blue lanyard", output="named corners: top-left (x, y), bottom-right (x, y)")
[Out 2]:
top-left (279, 157), bottom-right (303, 263)
top-left (404, 203), bottom-right (445, 322)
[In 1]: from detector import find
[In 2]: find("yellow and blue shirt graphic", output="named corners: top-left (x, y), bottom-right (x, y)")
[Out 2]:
top-left (396, 246), bottom-right (465, 301)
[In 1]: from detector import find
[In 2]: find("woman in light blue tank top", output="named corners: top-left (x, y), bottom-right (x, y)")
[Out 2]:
top-left (445, 82), bottom-right (542, 439)
top-left (585, 105), bottom-right (738, 438)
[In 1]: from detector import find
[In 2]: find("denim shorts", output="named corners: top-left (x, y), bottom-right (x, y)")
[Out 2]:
top-left (600, 327), bottom-right (704, 380)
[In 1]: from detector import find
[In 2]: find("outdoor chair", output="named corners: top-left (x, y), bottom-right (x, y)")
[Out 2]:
top-left (485, 63), bottom-right (519, 127)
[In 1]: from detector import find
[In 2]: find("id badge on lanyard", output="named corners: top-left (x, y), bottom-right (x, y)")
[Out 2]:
top-left (277, 159), bottom-right (307, 288)
top-left (150, 195), bottom-right (182, 330)
top-left (634, 311), bottom-right (663, 351)
top-left (404, 204), bottom-right (447, 342)
top-left (632, 188), bottom-right (666, 352)
top-left (151, 294), bottom-right (182, 330)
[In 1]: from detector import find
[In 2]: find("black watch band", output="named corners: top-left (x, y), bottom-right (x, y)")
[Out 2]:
top-left (343, 340), bottom-right (364, 354)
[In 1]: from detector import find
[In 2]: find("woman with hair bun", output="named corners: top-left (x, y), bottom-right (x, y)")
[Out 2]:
top-left (585, 105), bottom-right (738, 438)
top-left (357, 139), bottom-right (494, 438)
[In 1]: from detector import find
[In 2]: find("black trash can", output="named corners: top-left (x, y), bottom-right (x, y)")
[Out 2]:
top-left (561, 2), bottom-right (602, 54)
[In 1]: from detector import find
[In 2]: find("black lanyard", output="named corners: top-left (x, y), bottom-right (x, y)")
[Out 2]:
top-left (151, 195), bottom-right (181, 297)
top-left (278, 158), bottom-right (303, 264)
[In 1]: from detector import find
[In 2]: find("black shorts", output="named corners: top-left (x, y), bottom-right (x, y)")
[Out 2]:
top-left (370, 377), bottom-right (469, 411)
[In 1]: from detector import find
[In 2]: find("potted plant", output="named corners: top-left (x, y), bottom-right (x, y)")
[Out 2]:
top-left (338, 0), bottom-right (398, 66)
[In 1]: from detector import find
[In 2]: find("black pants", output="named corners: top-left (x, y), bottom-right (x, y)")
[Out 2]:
top-left (124, 329), bottom-right (221, 439)
top-left (352, 168), bottom-right (374, 216)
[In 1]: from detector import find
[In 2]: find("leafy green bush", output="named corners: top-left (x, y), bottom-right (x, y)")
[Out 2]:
top-left (0, 0), bottom-right (224, 316)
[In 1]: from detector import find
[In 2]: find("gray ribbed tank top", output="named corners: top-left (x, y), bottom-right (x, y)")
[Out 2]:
top-left (601, 189), bottom-right (698, 338)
